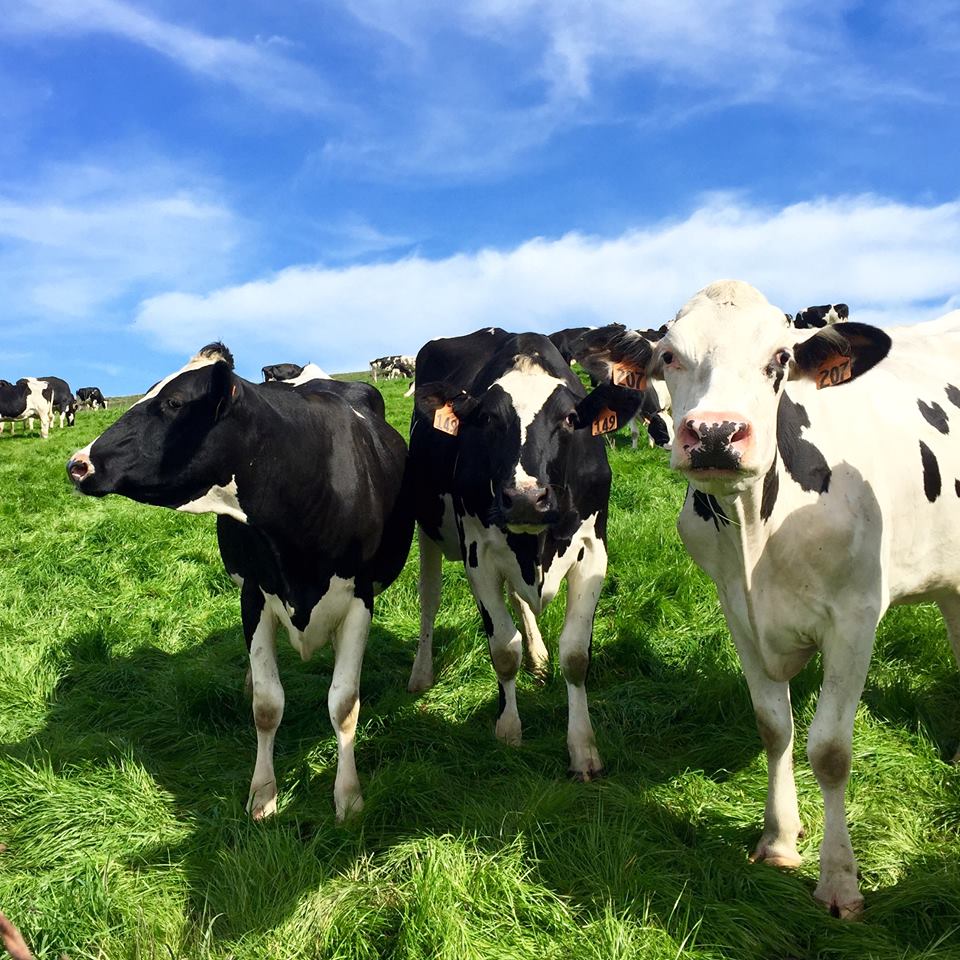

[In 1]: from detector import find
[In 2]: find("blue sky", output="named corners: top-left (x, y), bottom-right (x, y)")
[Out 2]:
top-left (1, 0), bottom-right (958, 393)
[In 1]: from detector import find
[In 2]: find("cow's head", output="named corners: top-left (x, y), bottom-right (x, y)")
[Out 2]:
top-left (67, 343), bottom-right (241, 512)
top-left (584, 282), bottom-right (891, 496)
top-left (415, 332), bottom-right (644, 534)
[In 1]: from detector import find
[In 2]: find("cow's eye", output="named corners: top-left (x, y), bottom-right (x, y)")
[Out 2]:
top-left (662, 351), bottom-right (674, 366)
top-left (776, 349), bottom-right (791, 366)
top-left (563, 411), bottom-right (578, 430)
top-left (165, 397), bottom-right (183, 410)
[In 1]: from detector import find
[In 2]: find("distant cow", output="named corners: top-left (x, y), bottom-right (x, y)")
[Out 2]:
top-left (408, 327), bottom-right (644, 778)
top-left (67, 343), bottom-right (414, 821)
top-left (548, 326), bottom-right (595, 366)
top-left (262, 363), bottom-right (305, 382)
top-left (370, 355), bottom-right (415, 381)
top-left (792, 303), bottom-right (849, 328)
top-left (604, 278), bottom-right (960, 918)
top-left (38, 376), bottom-right (77, 427)
top-left (0, 379), bottom-right (53, 438)
top-left (76, 386), bottom-right (107, 409)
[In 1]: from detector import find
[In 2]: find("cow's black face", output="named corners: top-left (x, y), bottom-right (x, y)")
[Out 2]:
top-left (68, 356), bottom-right (235, 508)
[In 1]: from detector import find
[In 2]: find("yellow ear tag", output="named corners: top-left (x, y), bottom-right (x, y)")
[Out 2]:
top-left (815, 354), bottom-right (852, 389)
top-left (433, 403), bottom-right (460, 436)
top-left (611, 362), bottom-right (646, 391)
top-left (592, 407), bottom-right (618, 436)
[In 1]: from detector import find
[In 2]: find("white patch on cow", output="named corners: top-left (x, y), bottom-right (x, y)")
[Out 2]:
top-left (266, 574), bottom-right (358, 663)
top-left (133, 353), bottom-right (221, 406)
top-left (492, 360), bottom-right (566, 489)
top-left (175, 475), bottom-right (248, 523)
top-left (282, 362), bottom-right (331, 385)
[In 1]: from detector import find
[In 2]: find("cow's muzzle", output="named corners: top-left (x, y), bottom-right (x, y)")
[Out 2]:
top-left (500, 485), bottom-right (557, 529)
top-left (67, 451), bottom-right (94, 485)
top-left (679, 413), bottom-right (752, 472)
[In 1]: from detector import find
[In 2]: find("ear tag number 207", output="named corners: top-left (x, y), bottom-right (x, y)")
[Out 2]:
top-left (816, 354), bottom-right (852, 390)
top-left (611, 362), bottom-right (646, 392)
top-left (433, 403), bottom-right (460, 436)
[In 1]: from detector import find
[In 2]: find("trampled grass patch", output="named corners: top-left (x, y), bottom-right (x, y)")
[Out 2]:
top-left (1, 380), bottom-right (959, 958)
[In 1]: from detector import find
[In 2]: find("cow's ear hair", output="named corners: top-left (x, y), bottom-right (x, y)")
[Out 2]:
top-left (415, 382), bottom-right (479, 421)
top-left (572, 382), bottom-right (644, 433)
top-left (570, 324), bottom-right (656, 386)
top-left (790, 322), bottom-right (891, 387)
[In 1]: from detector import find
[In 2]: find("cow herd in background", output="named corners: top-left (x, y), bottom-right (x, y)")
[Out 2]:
top-left (0, 377), bottom-right (106, 439)
top-left (7, 282), bottom-right (949, 927)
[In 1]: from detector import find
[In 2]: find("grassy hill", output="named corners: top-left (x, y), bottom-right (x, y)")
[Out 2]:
top-left (1, 378), bottom-right (958, 959)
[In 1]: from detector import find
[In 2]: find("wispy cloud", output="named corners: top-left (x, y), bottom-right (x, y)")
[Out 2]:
top-left (3, 0), bottom-right (333, 113)
top-left (0, 156), bottom-right (246, 323)
top-left (133, 194), bottom-right (960, 378)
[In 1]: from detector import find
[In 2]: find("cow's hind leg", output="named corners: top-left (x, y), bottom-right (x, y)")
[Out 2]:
top-left (559, 540), bottom-right (607, 780)
top-left (936, 593), bottom-right (960, 762)
top-left (409, 531), bottom-right (442, 693)
top-left (509, 591), bottom-right (549, 681)
top-left (244, 585), bottom-right (283, 820)
top-left (329, 595), bottom-right (371, 820)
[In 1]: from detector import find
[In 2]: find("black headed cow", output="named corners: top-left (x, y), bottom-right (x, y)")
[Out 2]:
top-left (408, 327), bottom-right (645, 779)
top-left (591, 279), bottom-right (960, 918)
top-left (76, 386), bottom-right (107, 410)
top-left (262, 362), bottom-right (306, 382)
top-left (67, 344), bottom-right (413, 821)
top-left (38, 376), bottom-right (77, 427)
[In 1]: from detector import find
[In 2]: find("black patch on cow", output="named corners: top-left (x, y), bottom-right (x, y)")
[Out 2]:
top-left (647, 414), bottom-right (671, 447)
top-left (692, 488), bottom-right (729, 530)
top-left (946, 384), bottom-right (960, 410)
top-left (918, 399), bottom-right (949, 434)
top-left (577, 546), bottom-right (585, 562)
top-left (479, 601), bottom-right (494, 637)
top-left (468, 541), bottom-right (478, 568)
top-left (761, 454), bottom-right (779, 522)
top-left (919, 440), bottom-right (942, 502)
top-left (505, 532), bottom-right (539, 587)
top-left (772, 366), bottom-right (785, 394)
top-left (955, 479), bottom-right (960, 498)
top-left (542, 532), bottom-right (572, 574)
top-left (497, 682), bottom-right (506, 719)
top-left (776, 395), bottom-right (831, 494)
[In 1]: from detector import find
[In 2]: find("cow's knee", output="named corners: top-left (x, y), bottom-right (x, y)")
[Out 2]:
top-left (808, 736), bottom-right (851, 787)
top-left (560, 648), bottom-right (590, 687)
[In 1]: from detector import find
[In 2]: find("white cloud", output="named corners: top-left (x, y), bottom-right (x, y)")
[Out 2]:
top-left (0, 158), bottom-right (246, 322)
top-left (133, 194), bottom-right (960, 376)
top-left (3, 0), bottom-right (333, 113)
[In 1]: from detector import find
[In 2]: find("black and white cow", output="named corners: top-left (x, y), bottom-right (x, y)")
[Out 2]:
top-left (76, 387), bottom-right (107, 410)
top-left (408, 327), bottom-right (644, 778)
top-left (792, 303), bottom-right (849, 329)
top-left (0, 379), bottom-right (53, 438)
top-left (67, 344), bottom-right (414, 821)
top-left (262, 362), bottom-right (305, 382)
top-left (370, 355), bottom-right (415, 381)
top-left (38, 376), bottom-right (77, 427)
top-left (596, 279), bottom-right (960, 918)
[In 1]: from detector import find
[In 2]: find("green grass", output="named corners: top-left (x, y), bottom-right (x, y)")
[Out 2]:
top-left (2, 377), bottom-right (959, 959)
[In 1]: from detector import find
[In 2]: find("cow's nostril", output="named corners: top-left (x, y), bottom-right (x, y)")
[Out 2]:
top-left (67, 458), bottom-right (89, 482)
top-left (731, 424), bottom-right (750, 444)
top-left (535, 489), bottom-right (550, 506)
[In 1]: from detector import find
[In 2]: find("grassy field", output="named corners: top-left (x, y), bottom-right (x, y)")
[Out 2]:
top-left (2, 378), bottom-right (959, 959)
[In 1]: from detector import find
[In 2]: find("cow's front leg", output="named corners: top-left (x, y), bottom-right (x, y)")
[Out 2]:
top-left (244, 585), bottom-right (283, 820)
top-left (559, 539), bottom-right (606, 779)
top-left (807, 619), bottom-right (877, 919)
top-left (936, 593), bottom-right (960, 763)
top-left (329, 596), bottom-right (371, 820)
top-left (722, 597), bottom-right (805, 869)
top-left (409, 531), bottom-right (442, 693)
top-left (469, 569), bottom-right (523, 745)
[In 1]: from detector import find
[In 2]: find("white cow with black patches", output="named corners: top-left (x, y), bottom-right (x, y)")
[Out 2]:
top-left (68, 343), bottom-right (413, 822)
top-left (408, 328), bottom-right (645, 779)
top-left (601, 280), bottom-right (960, 918)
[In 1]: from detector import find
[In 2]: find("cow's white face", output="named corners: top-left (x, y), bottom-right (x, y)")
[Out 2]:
top-left (649, 281), bottom-right (890, 496)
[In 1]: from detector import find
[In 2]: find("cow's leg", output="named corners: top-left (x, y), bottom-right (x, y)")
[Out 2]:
top-left (244, 587), bottom-right (284, 820)
top-left (559, 540), bottom-right (607, 780)
top-left (630, 417), bottom-right (640, 450)
top-left (408, 532), bottom-right (442, 693)
top-left (722, 601), bottom-right (804, 868)
top-left (936, 593), bottom-right (960, 763)
top-left (469, 569), bottom-right (523, 745)
top-left (329, 596), bottom-right (370, 820)
top-left (509, 591), bottom-right (549, 681)
top-left (807, 620), bottom-right (876, 919)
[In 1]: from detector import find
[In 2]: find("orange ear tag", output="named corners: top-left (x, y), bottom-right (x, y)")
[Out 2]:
top-left (815, 354), bottom-right (852, 389)
top-left (433, 403), bottom-right (460, 436)
top-left (611, 362), bottom-right (647, 391)
top-left (592, 407), bottom-right (618, 436)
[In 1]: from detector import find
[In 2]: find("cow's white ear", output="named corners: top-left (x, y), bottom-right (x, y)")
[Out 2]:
top-left (790, 322), bottom-right (891, 389)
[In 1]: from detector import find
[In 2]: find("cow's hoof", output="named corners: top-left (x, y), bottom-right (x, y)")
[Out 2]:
top-left (335, 790), bottom-right (364, 822)
top-left (815, 892), bottom-right (864, 921)
top-left (495, 714), bottom-right (522, 746)
top-left (407, 669), bottom-right (434, 694)
top-left (569, 765), bottom-right (605, 783)
top-left (748, 839), bottom-right (802, 869)
top-left (247, 782), bottom-right (278, 821)
top-left (527, 661), bottom-right (549, 685)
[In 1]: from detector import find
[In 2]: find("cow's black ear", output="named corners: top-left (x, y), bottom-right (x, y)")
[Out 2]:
top-left (415, 382), bottom-right (478, 436)
top-left (209, 361), bottom-right (236, 419)
top-left (572, 382), bottom-right (643, 435)
top-left (790, 322), bottom-right (891, 390)
top-left (569, 324), bottom-right (656, 388)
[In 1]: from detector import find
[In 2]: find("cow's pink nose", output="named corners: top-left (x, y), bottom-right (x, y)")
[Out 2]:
top-left (679, 413), bottom-right (752, 452)
top-left (67, 452), bottom-right (93, 483)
